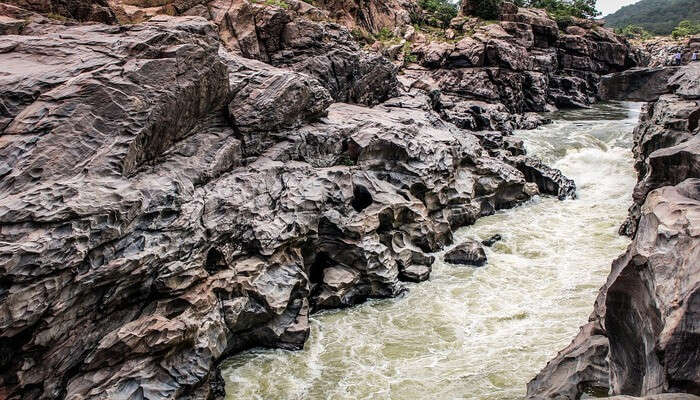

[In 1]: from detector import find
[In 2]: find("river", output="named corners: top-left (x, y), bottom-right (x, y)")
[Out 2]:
top-left (221, 102), bottom-right (642, 400)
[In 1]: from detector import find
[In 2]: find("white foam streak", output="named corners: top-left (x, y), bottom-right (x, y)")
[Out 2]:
top-left (222, 102), bottom-right (642, 400)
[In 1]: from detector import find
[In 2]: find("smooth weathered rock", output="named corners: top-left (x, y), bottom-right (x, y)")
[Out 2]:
top-left (221, 50), bottom-right (333, 133)
top-left (444, 239), bottom-right (487, 267)
top-left (619, 64), bottom-right (700, 237)
top-left (599, 67), bottom-right (681, 102)
top-left (527, 322), bottom-right (610, 399)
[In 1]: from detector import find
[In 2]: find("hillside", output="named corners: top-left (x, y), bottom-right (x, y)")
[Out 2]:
top-left (604, 0), bottom-right (700, 34)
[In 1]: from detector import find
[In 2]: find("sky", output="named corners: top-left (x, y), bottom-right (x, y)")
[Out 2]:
top-left (597, 0), bottom-right (640, 17)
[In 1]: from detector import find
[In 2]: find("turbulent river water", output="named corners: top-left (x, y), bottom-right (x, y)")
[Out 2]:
top-left (222, 102), bottom-right (642, 400)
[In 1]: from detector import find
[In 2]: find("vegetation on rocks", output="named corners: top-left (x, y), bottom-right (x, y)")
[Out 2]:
top-left (412, 0), bottom-right (458, 28)
top-left (463, 0), bottom-right (598, 26)
top-left (671, 20), bottom-right (700, 39)
top-left (616, 24), bottom-right (653, 40)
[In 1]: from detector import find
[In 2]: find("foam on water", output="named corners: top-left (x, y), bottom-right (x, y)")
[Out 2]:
top-left (222, 102), bottom-right (642, 400)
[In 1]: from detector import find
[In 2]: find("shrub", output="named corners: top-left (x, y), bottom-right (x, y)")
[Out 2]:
top-left (415, 0), bottom-right (458, 28)
top-left (671, 20), bottom-right (700, 39)
top-left (263, 0), bottom-right (289, 8)
top-left (469, 0), bottom-right (503, 20)
top-left (403, 41), bottom-right (418, 63)
top-left (351, 28), bottom-right (375, 45)
top-left (375, 27), bottom-right (395, 41)
top-left (616, 24), bottom-right (653, 40)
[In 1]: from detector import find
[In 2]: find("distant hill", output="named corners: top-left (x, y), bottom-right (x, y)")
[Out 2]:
top-left (603, 0), bottom-right (700, 35)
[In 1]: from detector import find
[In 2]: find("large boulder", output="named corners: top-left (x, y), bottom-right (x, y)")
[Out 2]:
top-left (221, 51), bottom-right (333, 133)
top-left (599, 67), bottom-right (681, 102)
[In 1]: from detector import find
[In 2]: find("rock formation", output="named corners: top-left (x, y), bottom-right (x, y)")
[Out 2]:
top-left (444, 239), bottom-right (487, 266)
top-left (527, 63), bottom-right (700, 399)
top-left (0, 0), bottom-right (658, 398)
top-left (0, 5), bottom-right (583, 397)
top-left (402, 3), bottom-right (643, 132)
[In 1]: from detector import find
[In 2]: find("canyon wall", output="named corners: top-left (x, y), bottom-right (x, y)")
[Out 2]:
top-left (0, 0), bottom-right (650, 399)
top-left (528, 64), bottom-right (700, 399)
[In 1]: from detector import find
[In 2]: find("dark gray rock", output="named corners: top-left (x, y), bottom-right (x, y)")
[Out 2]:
top-left (444, 239), bottom-right (487, 267)
top-left (0, 15), bottom-right (579, 399)
top-left (481, 234), bottom-right (502, 247)
top-left (221, 50), bottom-right (333, 133)
top-left (222, 4), bottom-right (399, 106)
top-left (599, 67), bottom-right (680, 102)
top-left (510, 156), bottom-right (577, 200)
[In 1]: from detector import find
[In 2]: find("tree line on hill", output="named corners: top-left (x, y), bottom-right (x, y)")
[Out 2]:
top-left (415, 0), bottom-right (598, 28)
top-left (604, 0), bottom-right (700, 35)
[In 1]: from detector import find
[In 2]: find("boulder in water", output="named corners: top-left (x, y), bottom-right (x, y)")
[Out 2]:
top-left (444, 240), bottom-right (487, 267)
top-left (481, 234), bottom-right (503, 247)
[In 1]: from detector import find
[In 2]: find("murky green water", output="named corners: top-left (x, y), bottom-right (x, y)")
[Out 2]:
top-left (222, 102), bottom-right (641, 400)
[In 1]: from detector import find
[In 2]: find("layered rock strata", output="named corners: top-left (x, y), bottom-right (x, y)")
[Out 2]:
top-left (0, 14), bottom-right (576, 400)
top-left (2, 0), bottom-right (642, 132)
top-left (527, 63), bottom-right (700, 399)
top-left (404, 4), bottom-right (643, 132)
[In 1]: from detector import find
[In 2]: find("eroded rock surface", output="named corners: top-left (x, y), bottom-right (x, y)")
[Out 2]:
top-left (444, 239), bottom-right (487, 267)
top-left (0, 14), bottom-right (577, 400)
top-left (402, 3), bottom-right (642, 133)
top-left (528, 63), bottom-right (700, 400)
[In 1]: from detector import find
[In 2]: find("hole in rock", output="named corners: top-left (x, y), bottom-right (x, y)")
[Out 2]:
top-left (163, 298), bottom-right (191, 319)
top-left (689, 107), bottom-right (700, 132)
top-left (205, 248), bottom-right (228, 275)
top-left (410, 182), bottom-right (428, 203)
top-left (377, 209), bottom-right (394, 234)
top-left (351, 184), bottom-right (373, 212)
top-left (308, 251), bottom-right (334, 285)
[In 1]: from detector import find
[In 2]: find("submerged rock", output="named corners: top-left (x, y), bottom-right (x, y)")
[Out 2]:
top-left (444, 240), bottom-right (487, 267)
top-left (481, 234), bottom-right (502, 247)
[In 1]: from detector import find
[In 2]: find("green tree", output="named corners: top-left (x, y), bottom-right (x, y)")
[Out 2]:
top-left (604, 0), bottom-right (700, 36)
top-left (617, 24), bottom-right (653, 39)
top-left (671, 20), bottom-right (700, 39)
top-left (469, 0), bottom-right (503, 20)
top-left (415, 0), bottom-right (458, 27)
top-left (463, 0), bottom-right (601, 21)
top-left (527, 0), bottom-right (599, 19)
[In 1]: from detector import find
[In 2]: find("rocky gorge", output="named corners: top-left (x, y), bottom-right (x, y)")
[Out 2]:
top-left (0, 0), bottom-right (697, 399)
top-left (527, 64), bottom-right (700, 399)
